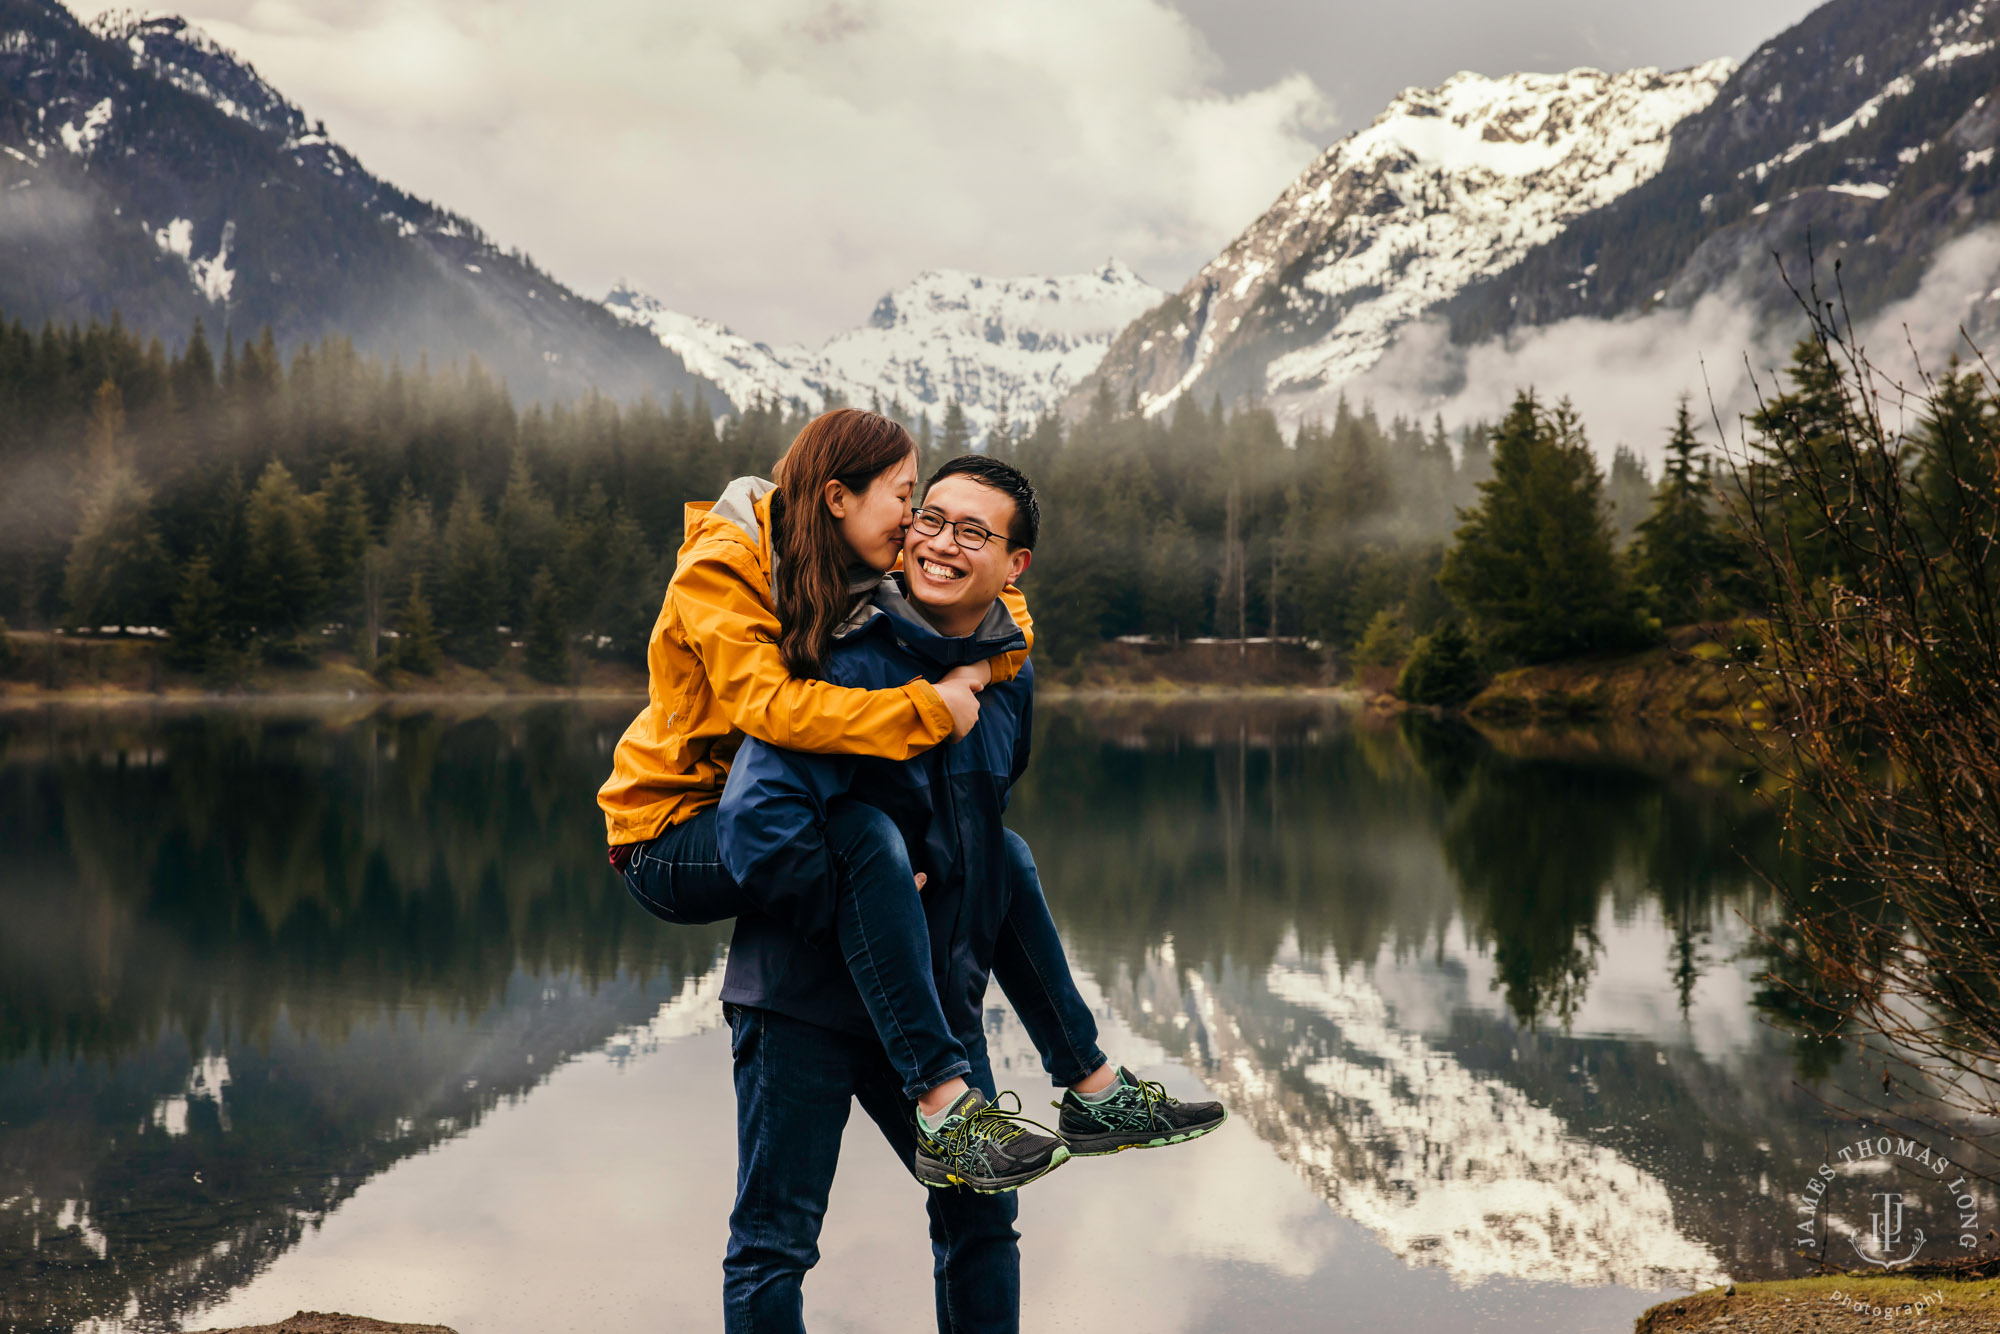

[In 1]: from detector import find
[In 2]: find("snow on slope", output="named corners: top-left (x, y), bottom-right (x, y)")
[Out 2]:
top-left (608, 262), bottom-right (1166, 436)
top-left (88, 11), bottom-right (435, 238)
top-left (602, 286), bottom-right (838, 414)
top-left (93, 9), bottom-right (299, 136)
top-left (1089, 61), bottom-right (1734, 418)
top-left (1264, 63), bottom-right (1735, 399)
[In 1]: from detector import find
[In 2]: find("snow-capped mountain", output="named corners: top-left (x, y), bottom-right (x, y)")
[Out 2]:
top-left (1078, 63), bottom-right (1733, 419)
top-left (608, 262), bottom-right (1166, 437)
top-left (104, 8), bottom-right (300, 136)
top-left (0, 4), bottom-right (726, 407)
top-left (1451, 0), bottom-right (2000, 345)
top-left (602, 289), bottom-right (847, 418)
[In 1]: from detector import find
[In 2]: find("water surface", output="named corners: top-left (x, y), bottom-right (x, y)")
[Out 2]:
top-left (0, 700), bottom-right (1935, 1332)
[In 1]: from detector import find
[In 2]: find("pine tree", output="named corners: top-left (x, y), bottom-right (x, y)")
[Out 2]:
top-left (1439, 393), bottom-right (1642, 662)
top-left (1023, 504), bottom-right (1112, 666)
top-left (62, 382), bottom-right (167, 630)
top-left (243, 460), bottom-right (324, 648)
top-left (388, 574), bottom-right (441, 677)
top-left (496, 450), bottom-right (560, 623)
top-left (1142, 511), bottom-right (1205, 644)
top-left (378, 484), bottom-right (438, 634)
top-left (1633, 399), bottom-right (1734, 625)
top-left (597, 510), bottom-right (659, 661)
top-left (1396, 621), bottom-right (1484, 706)
top-left (940, 401), bottom-right (971, 457)
top-left (438, 481), bottom-right (505, 668)
top-left (315, 459), bottom-right (370, 628)
top-left (523, 564), bottom-right (570, 684)
top-left (1912, 364), bottom-right (1998, 570)
top-left (198, 465), bottom-right (257, 642)
top-left (1353, 605), bottom-right (1414, 671)
top-left (173, 319), bottom-right (215, 411)
top-left (1746, 337), bottom-right (1861, 585)
top-left (168, 554), bottom-right (226, 673)
top-left (1603, 445), bottom-right (1653, 548)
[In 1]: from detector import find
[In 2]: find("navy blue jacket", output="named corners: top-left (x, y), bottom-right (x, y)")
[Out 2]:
top-left (713, 577), bottom-right (1032, 1043)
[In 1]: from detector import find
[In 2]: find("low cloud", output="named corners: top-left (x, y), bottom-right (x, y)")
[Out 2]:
top-left (66, 0), bottom-right (1335, 344)
top-left (0, 177), bottom-right (97, 245)
top-left (1312, 226), bottom-right (2000, 472)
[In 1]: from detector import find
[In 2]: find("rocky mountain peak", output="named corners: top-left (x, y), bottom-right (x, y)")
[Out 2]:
top-left (1075, 60), bottom-right (1733, 420)
top-left (1447, 0), bottom-right (2000, 351)
top-left (1, 0), bottom-right (725, 409)
top-left (610, 261), bottom-right (1167, 435)
top-left (87, 10), bottom-right (302, 138)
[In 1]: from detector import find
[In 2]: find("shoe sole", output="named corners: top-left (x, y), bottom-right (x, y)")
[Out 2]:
top-left (914, 1144), bottom-right (1071, 1195)
top-left (1061, 1108), bottom-right (1229, 1157)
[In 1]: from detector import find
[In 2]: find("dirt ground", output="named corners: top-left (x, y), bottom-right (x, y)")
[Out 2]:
top-left (1639, 1280), bottom-right (2000, 1332)
top-left (184, 1314), bottom-right (459, 1334)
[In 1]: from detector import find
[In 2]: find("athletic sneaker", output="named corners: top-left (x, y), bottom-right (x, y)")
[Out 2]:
top-left (913, 1089), bottom-right (1070, 1194)
top-left (1055, 1067), bottom-right (1228, 1156)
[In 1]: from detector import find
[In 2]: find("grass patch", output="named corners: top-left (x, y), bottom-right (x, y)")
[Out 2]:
top-left (1638, 1276), bottom-right (2000, 1331)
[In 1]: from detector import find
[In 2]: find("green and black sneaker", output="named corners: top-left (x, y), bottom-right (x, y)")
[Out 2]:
top-left (913, 1089), bottom-right (1070, 1194)
top-left (1055, 1067), bottom-right (1228, 1156)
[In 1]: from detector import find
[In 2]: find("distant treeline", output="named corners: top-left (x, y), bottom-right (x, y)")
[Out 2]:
top-left (0, 307), bottom-right (1725, 681)
top-left (0, 313), bottom-right (804, 679)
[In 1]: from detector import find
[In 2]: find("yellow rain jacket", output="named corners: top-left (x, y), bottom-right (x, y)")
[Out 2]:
top-left (598, 477), bottom-right (1032, 845)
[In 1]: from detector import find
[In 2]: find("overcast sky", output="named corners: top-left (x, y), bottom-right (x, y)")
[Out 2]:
top-left (71, 0), bottom-right (1824, 345)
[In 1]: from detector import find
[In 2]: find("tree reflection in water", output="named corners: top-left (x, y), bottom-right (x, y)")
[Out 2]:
top-left (0, 704), bottom-right (727, 1333)
top-left (0, 700), bottom-right (1947, 1332)
top-left (1005, 699), bottom-right (1944, 1286)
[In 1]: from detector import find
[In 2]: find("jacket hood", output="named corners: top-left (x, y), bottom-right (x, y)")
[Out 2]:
top-left (681, 474), bottom-right (887, 608)
top-left (680, 476), bottom-right (777, 565)
top-left (834, 574), bottom-right (1026, 670)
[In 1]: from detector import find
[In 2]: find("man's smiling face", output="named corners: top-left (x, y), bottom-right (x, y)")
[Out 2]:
top-left (904, 475), bottom-right (1032, 636)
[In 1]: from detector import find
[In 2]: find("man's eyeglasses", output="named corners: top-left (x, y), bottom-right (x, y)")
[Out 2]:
top-left (911, 507), bottom-right (1007, 551)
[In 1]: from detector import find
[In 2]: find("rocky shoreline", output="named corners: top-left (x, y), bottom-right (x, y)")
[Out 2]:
top-left (187, 1315), bottom-right (457, 1334)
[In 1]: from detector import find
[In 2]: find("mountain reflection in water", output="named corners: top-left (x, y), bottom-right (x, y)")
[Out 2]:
top-left (0, 700), bottom-right (1950, 1333)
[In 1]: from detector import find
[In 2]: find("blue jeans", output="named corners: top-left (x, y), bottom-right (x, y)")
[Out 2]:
top-left (723, 1004), bottom-right (1019, 1334)
top-left (623, 806), bottom-right (1105, 1095)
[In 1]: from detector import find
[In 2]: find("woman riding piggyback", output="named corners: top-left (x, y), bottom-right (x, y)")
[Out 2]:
top-left (597, 410), bottom-right (1005, 863)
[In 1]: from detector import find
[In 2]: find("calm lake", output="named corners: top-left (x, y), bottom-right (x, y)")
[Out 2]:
top-left (0, 699), bottom-right (1936, 1332)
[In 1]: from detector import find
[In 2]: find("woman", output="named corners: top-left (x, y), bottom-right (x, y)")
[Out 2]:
top-left (597, 409), bottom-right (1208, 1154)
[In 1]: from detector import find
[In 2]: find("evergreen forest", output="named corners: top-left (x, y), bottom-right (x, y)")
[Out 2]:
top-left (0, 304), bottom-right (1892, 691)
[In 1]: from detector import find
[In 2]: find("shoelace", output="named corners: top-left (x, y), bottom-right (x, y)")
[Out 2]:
top-left (1130, 1076), bottom-right (1176, 1126)
top-left (1056, 1075), bottom-right (1176, 1127)
top-left (935, 1091), bottom-right (1060, 1155)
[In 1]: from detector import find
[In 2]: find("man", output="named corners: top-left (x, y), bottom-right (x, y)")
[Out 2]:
top-left (712, 456), bottom-right (1223, 1333)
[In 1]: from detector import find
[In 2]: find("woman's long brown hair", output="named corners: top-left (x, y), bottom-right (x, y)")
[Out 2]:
top-left (769, 408), bottom-right (916, 678)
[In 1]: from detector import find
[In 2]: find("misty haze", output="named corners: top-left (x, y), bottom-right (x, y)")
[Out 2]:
top-left (6, 1), bottom-right (2000, 1332)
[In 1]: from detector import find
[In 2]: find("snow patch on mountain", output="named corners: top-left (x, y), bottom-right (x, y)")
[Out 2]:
top-left (602, 288), bottom-right (832, 413)
top-left (1089, 61), bottom-right (1733, 420)
top-left (90, 10), bottom-right (301, 137)
top-left (1260, 63), bottom-right (1734, 404)
top-left (58, 97), bottom-right (113, 155)
top-left (609, 262), bottom-right (1166, 435)
top-left (148, 216), bottom-right (235, 305)
top-left (89, 10), bottom-right (453, 242)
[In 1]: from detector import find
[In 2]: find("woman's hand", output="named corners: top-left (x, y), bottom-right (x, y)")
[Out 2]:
top-left (939, 660), bottom-right (993, 690)
top-left (934, 677), bottom-right (983, 741)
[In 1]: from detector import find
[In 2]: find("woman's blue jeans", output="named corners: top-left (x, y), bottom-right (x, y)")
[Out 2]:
top-left (621, 802), bottom-right (1105, 1099)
